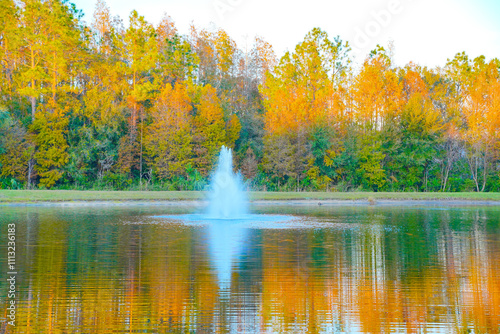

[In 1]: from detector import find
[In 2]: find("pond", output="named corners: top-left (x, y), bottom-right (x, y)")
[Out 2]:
top-left (0, 204), bottom-right (499, 333)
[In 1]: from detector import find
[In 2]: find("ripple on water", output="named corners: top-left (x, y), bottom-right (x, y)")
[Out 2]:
top-left (151, 214), bottom-right (367, 230)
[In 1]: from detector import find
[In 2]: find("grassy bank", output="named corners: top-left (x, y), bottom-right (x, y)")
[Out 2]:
top-left (1, 190), bottom-right (500, 203)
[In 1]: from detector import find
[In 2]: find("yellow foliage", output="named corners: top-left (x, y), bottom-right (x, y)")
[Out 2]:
top-left (32, 104), bottom-right (69, 188)
top-left (352, 55), bottom-right (403, 131)
top-left (225, 114), bottom-right (241, 149)
top-left (144, 83), bottom-right (193, 179)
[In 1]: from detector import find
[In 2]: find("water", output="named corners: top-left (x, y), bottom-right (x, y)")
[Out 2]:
top-left (0, 204), bottom-right (499, 333)
top-left (207, 146), bottom-right (248, 219)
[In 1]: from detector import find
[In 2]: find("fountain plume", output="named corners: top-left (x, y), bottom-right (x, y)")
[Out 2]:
top-left (207, 146), bottom-right (248, 218)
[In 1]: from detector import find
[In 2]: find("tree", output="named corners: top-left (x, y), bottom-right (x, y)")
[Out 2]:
top-left (0, 0), bottom-right (21, 113)
top-left (447, 54), bottom-right (500, 191)
top-left (261, 131), bottom-right (311, 191)
top-left (145, 83), bottom-right (193, 179)
top-left (156, 14), bottom-right (198, 85)
top-left (261, 134), bottom-right (295, 189)
top-left (356, 139), bottom-right (386, 190)
top-left (436, 126), bottom-right (462, 191)
top-left (16, 0), bottom-right (48, 120)
top-left (191, 84), bottom-right (227, 176)
top-left (119, 10), bottom-right (158, 182)
top-left (261, 28), bottom-right (350, 135)
top-left (350, 47), bottom-right (402, 190)
top-left (31, 104), bottom-right (69, 188)
top-left (190, 27), bottom-right (237, 90)
top-left (351, 46), bottom-right (402, 133)
top-left (16, 0), bottom-right (84, 120)
top-left (395, 94), bottom-right (442, 191)
top-left (92, 0), bottom-right (112, 53)
top-left (225, 114), bottom-right (241, 149)
top-left (241, 147), bottom-right (258, 180)
top-left (0, 111), bottom-right (36, 187)
top-left (308, 126), bottom-right (339, 190)
top-left (123, 9), bottom-right (157, 128)
top-left (384, 65), bottom-right (443, 191)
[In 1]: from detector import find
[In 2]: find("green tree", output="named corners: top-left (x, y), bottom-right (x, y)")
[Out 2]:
top-left (356, 138), bottom-right (386, 191)
top-left (0, 109), bottom-right (36, 187)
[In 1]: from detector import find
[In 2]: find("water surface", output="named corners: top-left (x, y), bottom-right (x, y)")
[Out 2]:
top-left (0, 204), bottom-right (498, 333)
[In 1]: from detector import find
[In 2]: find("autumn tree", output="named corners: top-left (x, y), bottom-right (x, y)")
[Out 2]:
top-left (350, 47), bottom-right (402, 190)
top-left (59, 0), bottom-right (129, 187)
top-left (116, 10), bottom-right (158, 180)
top-left (14, 0), bottom-right (84, 120)
top-left (240, 146), bottom-right (258, 181)
top-left (383, 64), bottom-right (443, 191)
top-left (31, 104), bottom-right (69, 188)
top-left (260, 28), bottom-right (350, 189)
top-left (124, 10), bottom-right (157, 129)
top-left (447, 54), bottom-right (500, 191)
top-left (144, 83), bottom-right (193, 180)
top-left (261, 131), bottom-right (312, 191)
top-left (15, 0), bottom-right (84, 188)
top-left (0, 0), bottom-right (22, 114)
top-left (261, 28), bottom-right (350, 134)
top-left (191, 84), bottom-right (227, 176)
top-left (15, 0), bottom-right (47, 120)
top-left (190, 27), bottom-right (238, 90)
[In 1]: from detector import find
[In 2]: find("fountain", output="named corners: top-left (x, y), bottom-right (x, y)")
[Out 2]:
top-left (206, 146), bottom-right (248, 219)
top-left (160, 145), bottom-right (295, 223)
top-left (157, 146), bottom-right (302, 288)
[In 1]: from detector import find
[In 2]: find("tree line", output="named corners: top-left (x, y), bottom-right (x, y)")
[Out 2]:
top-left (0, 0), bottom-right (499, 191)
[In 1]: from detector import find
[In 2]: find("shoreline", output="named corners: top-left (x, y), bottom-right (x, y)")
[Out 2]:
top-left (2, 190), bottom-right (500, 206)
top-left (2, 199), bottom-right (500, 207)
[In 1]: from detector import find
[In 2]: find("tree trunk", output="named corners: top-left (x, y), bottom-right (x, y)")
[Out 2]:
top-left (27, 158), bottom-right (35, 189)
top-left (442, 167), bottom-right (450, 192)
top-left (481, 150), bottom-right (488, 192)
top-left (424, 167), bottom-right (428, 192)
top-left (30, 48), bottom-right (36, 120)
top-left (466, 148), bottom-right (480, 192)
top-left (31, 96), bottom-right (36, 120)
top-left (139, 108), bottom-right (143, 187)
top-left (52, 50), bottom-right (57, 101)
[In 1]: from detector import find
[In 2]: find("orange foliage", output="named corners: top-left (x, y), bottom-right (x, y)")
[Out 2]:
top-left (150, 83), bottom-right (192, 130)
top-left (352, 54), bottom-right (402, 131)
top-left (144, 83), bottom-right (193, 179)
top-left (262, 29), bottom-right (349, 135)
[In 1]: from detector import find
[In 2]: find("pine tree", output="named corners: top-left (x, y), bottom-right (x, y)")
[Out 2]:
top-left (31, 103), bottom-right (69, 188)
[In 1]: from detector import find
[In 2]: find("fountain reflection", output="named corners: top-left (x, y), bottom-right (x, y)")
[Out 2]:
top-left (207, 221), bottom-right (247, 290)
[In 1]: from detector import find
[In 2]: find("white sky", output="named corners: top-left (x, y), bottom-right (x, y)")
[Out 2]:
top-left (72, 0), bottom-right (500, 68)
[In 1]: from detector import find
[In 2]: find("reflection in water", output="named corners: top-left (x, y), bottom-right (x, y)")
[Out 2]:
top-left (207, 222), bottom-right (247, 291)
top-left (0, 206), bottom-right (499, 333)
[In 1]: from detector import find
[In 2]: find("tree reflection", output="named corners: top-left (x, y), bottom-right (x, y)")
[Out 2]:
top-left (2, 208), bottom-right (499, 333)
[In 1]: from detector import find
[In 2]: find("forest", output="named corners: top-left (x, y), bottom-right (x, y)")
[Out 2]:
top-left (0, 0), bottom-right (499, 192)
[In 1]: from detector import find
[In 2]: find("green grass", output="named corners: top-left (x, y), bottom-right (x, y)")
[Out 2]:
top-left (1, 190), bottom-right (500, 203)
top-left (251, 191), bottom-right (500, 201)
top-left (0, 190), bottom-right (202, 203)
